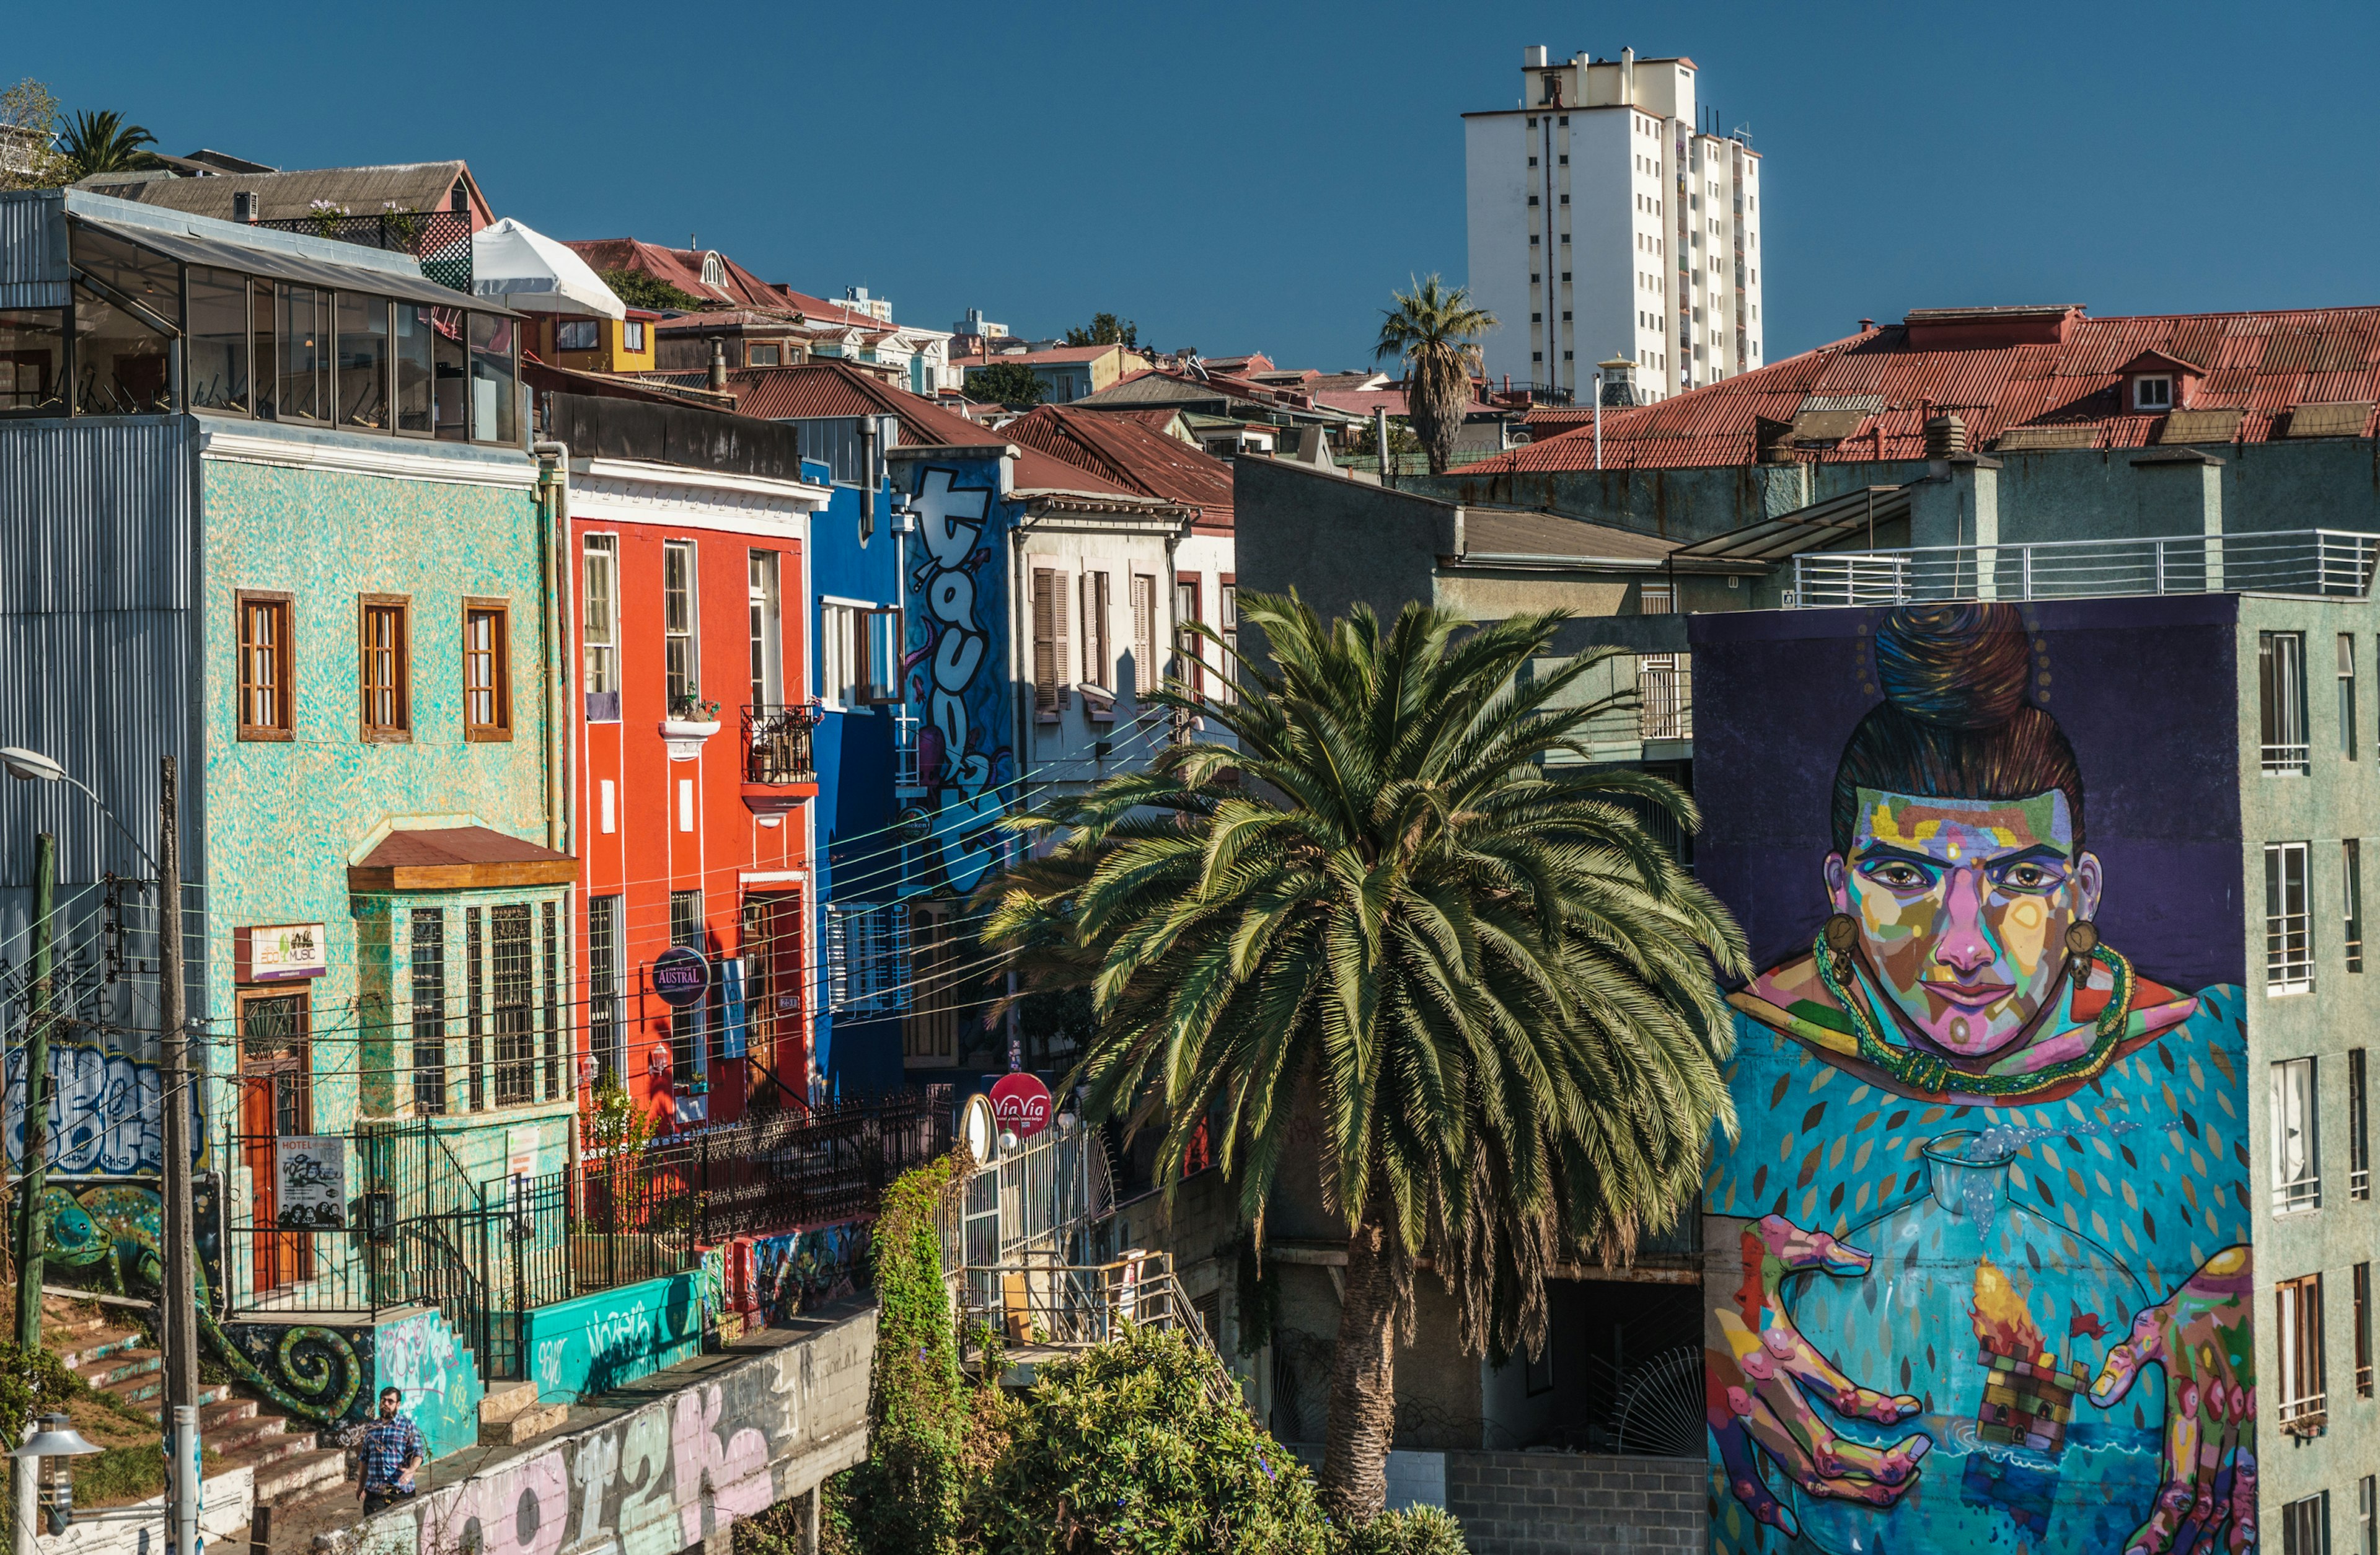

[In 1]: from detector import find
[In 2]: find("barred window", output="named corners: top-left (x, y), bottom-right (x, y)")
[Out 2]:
top-left (410, 909), bottom-right (446, 1115)
top-left (492, 904), bottom-right (534, 1106)
top-left (824, 902), bottom-right (911, 1012)
top-left (542, 900), bottom-right (560, 1100)
top-left (590, 895), bottom-right (623, 1082)
top-left (465, 906), bottom-right (485, 1111)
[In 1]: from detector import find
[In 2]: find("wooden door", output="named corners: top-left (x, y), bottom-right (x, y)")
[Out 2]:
top-left (237, 991), bottom-right (312, 1292)
top-left (741, 892), bottom-right (804, 1104)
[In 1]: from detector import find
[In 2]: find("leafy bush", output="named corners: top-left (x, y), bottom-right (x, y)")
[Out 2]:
top-left (966, 1324), bottom-right (1328, 1555)
top-left (0, 1340), bottom-right (82, 1435)
top-left (834, 1154), bottom-right (969, 1555)
top-left (1339, 1505), bottom-right (1468, 1555)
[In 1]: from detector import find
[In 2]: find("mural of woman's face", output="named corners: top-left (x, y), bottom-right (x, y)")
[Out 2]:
top-left (1825, 788), bottom-right (2102, 1059)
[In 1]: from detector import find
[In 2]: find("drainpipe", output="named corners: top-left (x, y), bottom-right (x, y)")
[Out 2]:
top-left (533, 442), bottom-right (571, 858)
top-left (859, 418), bottom-right (878, 540)
top-left (1374, 404), bottom-right (1393, 488)
top-left (1593, 371), bottom-right (1604, 470)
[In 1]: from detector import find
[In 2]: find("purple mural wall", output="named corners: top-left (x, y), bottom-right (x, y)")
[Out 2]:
top-left (1690, 597), bottom-right (2255, 1554)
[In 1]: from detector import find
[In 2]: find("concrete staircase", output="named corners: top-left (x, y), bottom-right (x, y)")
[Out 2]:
top-left (477, 1380), bottom-right (571, 1446)
top-left (47, 1302), bottom-right (350, 1509)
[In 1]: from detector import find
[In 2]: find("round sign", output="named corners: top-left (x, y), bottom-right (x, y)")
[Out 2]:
top-left (651, 946), bottom-right (710, 1008)
top-left (989, 1073), bottom-right (1054, 1142)
top-left (961, 1094), bottom-right (998, 1163)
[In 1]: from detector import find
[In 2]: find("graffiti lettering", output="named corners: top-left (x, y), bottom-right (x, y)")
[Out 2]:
top-left (906, 464), bottom-right (1011, 897)
top-left (4, 1041), bottom-right (187, 1174)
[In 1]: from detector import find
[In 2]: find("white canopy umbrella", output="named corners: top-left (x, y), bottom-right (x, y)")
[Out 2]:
top-left (472, 218), bottom-right (625, 320)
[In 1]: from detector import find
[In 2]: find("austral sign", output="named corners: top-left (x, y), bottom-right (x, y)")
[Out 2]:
top-left (652, 946), bottom-right (711, 1008)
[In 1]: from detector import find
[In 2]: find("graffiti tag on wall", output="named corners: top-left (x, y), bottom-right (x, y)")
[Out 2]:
top-left (3, 1039), bottom-right (195, 1174)
top-left (749, 1222), bottom-right (872, 1328)
top-left (350, 1313), bottom-right (870, 1555)
top-left (905, 464), bottom-right (1012, 896)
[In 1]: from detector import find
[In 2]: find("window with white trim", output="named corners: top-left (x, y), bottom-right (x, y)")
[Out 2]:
top-left (2135, 375), bottom-right (2174, 411)
top-left (2273, 1055), bottom-right (2322, 1212)
top-left (823, 902), bottom-right (912, 1012)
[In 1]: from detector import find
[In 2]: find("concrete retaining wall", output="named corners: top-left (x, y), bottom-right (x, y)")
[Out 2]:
top-left (1445, 1450), bottom-right (1702, 1553)
top-left (330, 1306), bottom-right (873, 1555)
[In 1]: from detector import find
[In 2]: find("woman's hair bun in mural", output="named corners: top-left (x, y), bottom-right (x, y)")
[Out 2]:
top-left (1831, 602), bottom-right (2084, 853)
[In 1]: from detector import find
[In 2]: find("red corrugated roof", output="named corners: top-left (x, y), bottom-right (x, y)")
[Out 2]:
top-left (1000, 406), bottom-right (1233, 531)
top-left (1479, 306), bottom-right (2380, 472)
top-left (562, 240), bottom-right (906, 334)
top-left (645, 361), bottom-right (1141, 497)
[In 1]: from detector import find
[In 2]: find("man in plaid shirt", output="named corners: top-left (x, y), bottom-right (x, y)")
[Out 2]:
top-left (356, 1387), bottom-right (425, 1514)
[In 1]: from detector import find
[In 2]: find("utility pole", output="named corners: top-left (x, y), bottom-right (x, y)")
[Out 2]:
top-left (14, 832), bottom-right (54, 1348)
top-left (157, 759), bottom-right (199, 1555)
top-left (9, 834), bottom-right (54, 1555)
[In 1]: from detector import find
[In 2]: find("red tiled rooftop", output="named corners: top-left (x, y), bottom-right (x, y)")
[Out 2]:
top-left (645, 361), bottom-right (1140, 496)
top-left (1470, 305), bottom-right (2380, 473)
top-left (1000, 405), bottom-right (1233, 531)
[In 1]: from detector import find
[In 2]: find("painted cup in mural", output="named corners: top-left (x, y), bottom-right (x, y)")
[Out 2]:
top-left (1703, 603), bottom-right (2255, 1555)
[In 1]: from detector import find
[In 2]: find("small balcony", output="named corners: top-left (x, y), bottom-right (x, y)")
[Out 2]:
top-left (741, 703), bottom-right (819, 809)
top-left (893, 708), bottom-right (927, 798)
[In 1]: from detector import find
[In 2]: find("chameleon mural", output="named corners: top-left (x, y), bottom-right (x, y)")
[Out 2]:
top-left (1694, 601), bottom-right (2254, 1554)
top-left (40, 1184), bottom-right (364, 1424)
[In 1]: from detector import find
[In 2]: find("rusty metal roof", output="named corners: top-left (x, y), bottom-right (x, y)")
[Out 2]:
top-left (999, 406), bottom-right (1233, 531)
top-left (1473, 306), bottom-right (2380, 473)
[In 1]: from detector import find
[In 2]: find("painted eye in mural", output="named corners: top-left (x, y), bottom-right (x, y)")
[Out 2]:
top-left (1996, 861), bottom-right (2062, 891)
top-left (1858, 858), bottom-right (1933, 890)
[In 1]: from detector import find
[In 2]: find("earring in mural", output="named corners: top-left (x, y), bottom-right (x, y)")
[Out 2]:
top-left (1821, 912), bottom-right (1859, 984)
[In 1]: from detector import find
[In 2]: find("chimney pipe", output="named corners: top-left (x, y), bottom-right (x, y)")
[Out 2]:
top-left (708, 338), bottom-right (728, 390)
top-left (860, 417), bottom-right (879, 539)
top-left (1621, 46), bottom-right (1636, 106)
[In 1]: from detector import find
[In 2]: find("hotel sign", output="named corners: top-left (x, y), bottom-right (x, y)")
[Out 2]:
top-left (237, 922), bottom-right (328, 983)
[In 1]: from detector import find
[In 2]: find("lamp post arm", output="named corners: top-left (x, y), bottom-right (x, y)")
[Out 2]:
top-left (51, 772), bottom-right (163, 877)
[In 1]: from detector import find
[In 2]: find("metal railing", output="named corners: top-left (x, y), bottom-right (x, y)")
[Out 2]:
top-left (2278, 1391), bottom-right (2328, 1436)
top-left (251, 209), bottom-right (474, 295)
top-left (953, 1251), bottom-right (1210, 1357)
top-left (1637, 656), bottom-right (1691, 741)
top-left (743, 703), bottom-right (819, 785)
top-left (1787, 529), bottom-right (2380, 608)
top-left (2267, 910), bottom-right (2314, 993)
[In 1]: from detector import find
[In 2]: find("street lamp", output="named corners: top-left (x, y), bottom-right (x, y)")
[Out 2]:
top-left (0, 746), bottom-right (164, 874)
top-left (12, 1414), bottom-right (101, 1535)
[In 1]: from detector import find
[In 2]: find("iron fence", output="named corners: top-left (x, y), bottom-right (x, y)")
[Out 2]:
top-left (742, 703), bottom-right (821, 785)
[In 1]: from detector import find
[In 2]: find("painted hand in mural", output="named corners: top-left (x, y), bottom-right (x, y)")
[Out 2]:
top-left (1708, 1216), bottom-right (1931, 1539)
top-left (2086, 1247), bottom-right (2257, 1555)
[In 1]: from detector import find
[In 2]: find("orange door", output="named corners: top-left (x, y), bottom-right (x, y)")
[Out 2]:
top-left (237, 992), bottom-right (313, 1292)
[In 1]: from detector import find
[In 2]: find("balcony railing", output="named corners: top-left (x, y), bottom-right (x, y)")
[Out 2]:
top-left (251, 208), bottom-right (474, 295)
top-left (2278, 1393), bottom-right (2328, 1436)
top-left (1639, 655), bottom-right (1692, 741)
top-left (743, 703), bottom-right (819, 785)
top-left (1788, 529), bottom-right (2380, 608)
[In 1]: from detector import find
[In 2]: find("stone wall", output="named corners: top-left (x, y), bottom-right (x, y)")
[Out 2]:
top-left (1445, 1451), bottom-right (1703, 1554)
top-left (332, 1306), bottom-right (874, 1555)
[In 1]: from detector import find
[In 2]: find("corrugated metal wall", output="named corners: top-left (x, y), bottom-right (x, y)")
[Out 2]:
top-left (0, 416), bottom-right (205, 985)
top-left (0, 190), bottom-right (69, 309)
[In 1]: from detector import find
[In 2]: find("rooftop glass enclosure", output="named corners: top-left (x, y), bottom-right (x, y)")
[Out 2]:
top-left (3, 216), bottom-right (519, 444)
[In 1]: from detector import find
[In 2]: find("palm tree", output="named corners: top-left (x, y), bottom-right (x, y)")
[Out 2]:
top-left (1373, 275), bottom-right (1496, 475)
top-left (981, 594), bottom-right (1745, 1523)
top-left (59, 110), bottom-right (162, 179)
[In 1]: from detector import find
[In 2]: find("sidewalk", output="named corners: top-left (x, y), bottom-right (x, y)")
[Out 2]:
top-left (253, 1301), bottom-right (873, 1555)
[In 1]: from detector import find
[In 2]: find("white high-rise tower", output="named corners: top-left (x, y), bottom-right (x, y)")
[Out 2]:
top-left (1464, 46), bottom-right (1763, 403)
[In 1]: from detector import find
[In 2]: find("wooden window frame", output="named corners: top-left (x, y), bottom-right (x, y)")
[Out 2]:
top-left (357, 594), bottom-right (412, 742)
top-left (1031, 562), bottom-right (1069, 721)
top-left (236, 589), bottom-right (295, 741)
top-left (462, 596), bottom-right (513, 741)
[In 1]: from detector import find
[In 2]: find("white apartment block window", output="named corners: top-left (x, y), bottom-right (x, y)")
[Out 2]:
top-left (2268, 842), bottom-right (2314, 993)
top-left (2360, 1475), bottom-right (2376, 1555)
top-left (748, 551), bottom-right (782, 708)
top-left (2276, 1276), bottom-right (2327, 1436)
top-left (2273, 1055), bottom-right (2321, 1211)
top-left (822, 902), bottom-right (912, 1012)
top-left (2356, 1047), bottom-right (2373, 1199)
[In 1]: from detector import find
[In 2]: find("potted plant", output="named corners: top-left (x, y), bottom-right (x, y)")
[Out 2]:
top-left (661, 688), bottom-right (723, 760)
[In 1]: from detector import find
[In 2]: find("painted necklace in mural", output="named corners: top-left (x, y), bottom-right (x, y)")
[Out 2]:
top-left (1810, 921), bottom-right (2138, 1098)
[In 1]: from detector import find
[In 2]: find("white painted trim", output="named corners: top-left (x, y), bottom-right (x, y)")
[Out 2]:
top-left (570, 485), bottom-right (815, 542)
top-left (574, 457), bottom-right (831, 506)
top-left (738, 870), bottom-right (808, 884)
top-left (819, 593), bottom-right (884, 611)
top-left (198, 426), bottom-right (540, 490)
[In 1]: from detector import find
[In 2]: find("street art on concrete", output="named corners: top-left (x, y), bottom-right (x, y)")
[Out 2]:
top-left (339, 1307), bottom-right (874, 1555)
top-left (524, 1272), bottom-right (703, 1405)
top-left (903, 462), bottom-right (1013, 898)
top-left (750, 1222), bottom-right (872, 1328)
top-left (376, 1308), bottom-right (487, 1458)
top-left (1691, 599), bottom-right (2254, 1554)
top-left (4, 1037), bottom-right (197, 1174)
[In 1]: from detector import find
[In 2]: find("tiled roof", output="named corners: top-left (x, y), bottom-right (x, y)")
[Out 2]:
top-left (1313, 387), bottom-right (1410, 418)
top-left (562, 242), bottom-right (901, 334)
top-left (1469, 305), bottom-right (2380, 472)
top-left (82, 161), bottom-right (488, 224)
top-left (1201, 353), bottom-right (1275, 376)
top-left (646, 361), bottom-right (1140, 496)
top-left (969, 344), bottom-right (1137, 366)
top-left (1000, 406), bottom-right (1233, 531)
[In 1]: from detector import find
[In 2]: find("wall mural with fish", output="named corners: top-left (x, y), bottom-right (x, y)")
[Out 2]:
top-left (1690, 598), bottom-right (2254, 1554)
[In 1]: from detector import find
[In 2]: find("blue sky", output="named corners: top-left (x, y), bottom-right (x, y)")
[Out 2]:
top-left (19, 0), bottom-right (2380, 371)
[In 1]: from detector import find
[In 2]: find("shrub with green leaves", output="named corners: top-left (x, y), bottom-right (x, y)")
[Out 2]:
top-left (0, 1341), bottom-right (82, 1436)
top-left (966, 1324), bottom-right (1328, 1555)
top-left (1339, 1505), bottom-right (1468, 1555)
